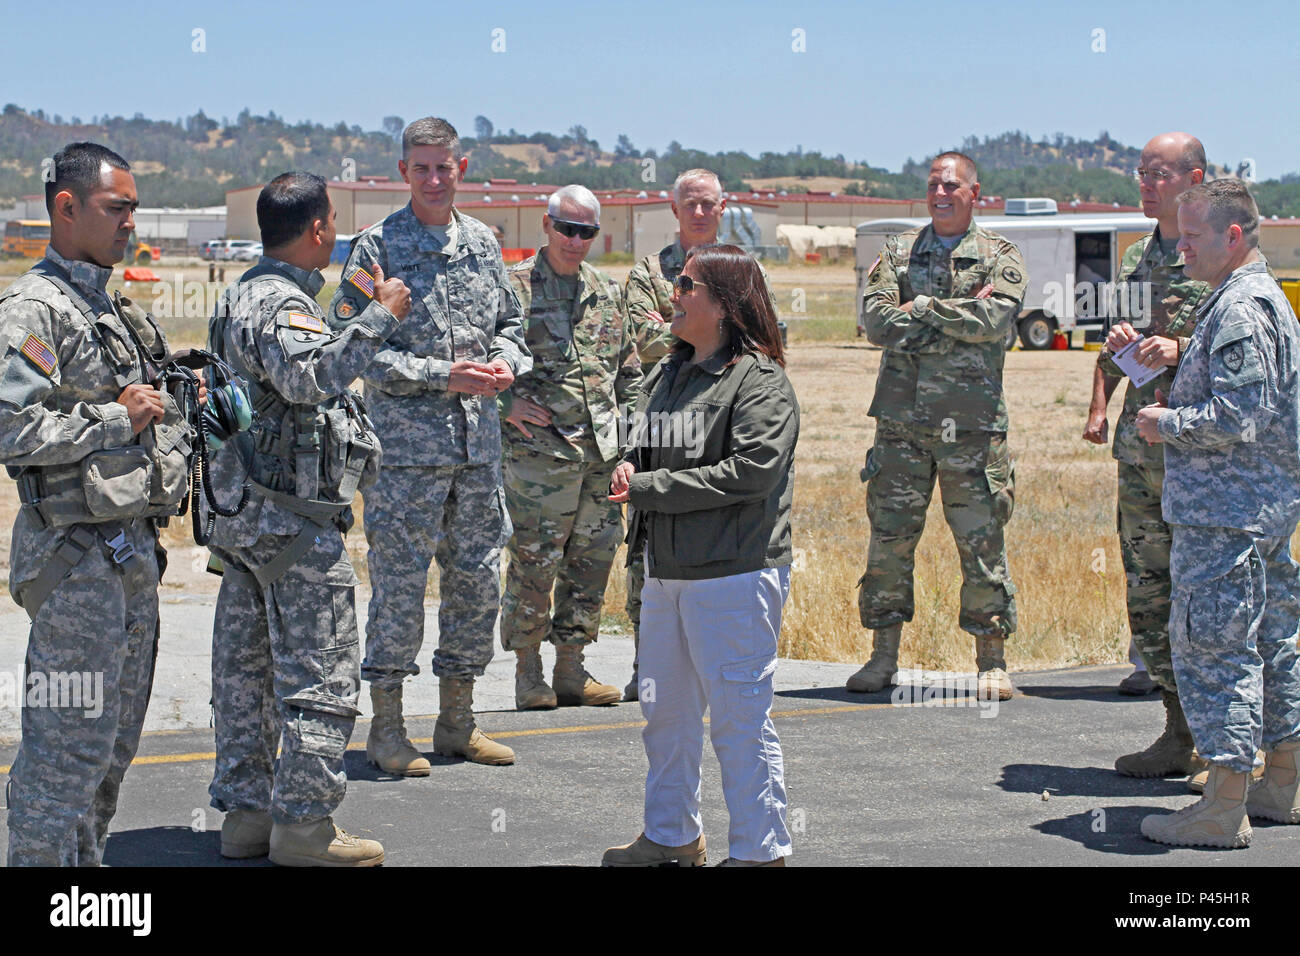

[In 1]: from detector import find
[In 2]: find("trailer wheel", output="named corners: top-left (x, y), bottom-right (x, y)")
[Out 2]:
top-left (1019, 313), bottom-right (1056, 351)
top-left (1004, 322), bottom-right (1018, 351)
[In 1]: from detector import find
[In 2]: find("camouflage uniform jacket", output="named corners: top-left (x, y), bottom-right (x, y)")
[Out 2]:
top-left (503, 250), bottom-right (641, 463)
top-left (327, 204), bottom-right (531, 466)
top-left (863, 221), bottom-right (1028, 432)
top-left (624, 239), bottom-right (778, 374)
top-left (0, 247), bottom-right (169, 596)
top-left (1157, 260), bottom-right (1300, 537)
top-left (208, 256), bottom-right (400, 548)
top-left (1098, 227), bottom-right (1211, 467)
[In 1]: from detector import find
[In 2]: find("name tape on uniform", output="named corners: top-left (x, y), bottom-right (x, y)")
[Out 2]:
top-left (20, 333), bottom-right (57, 376)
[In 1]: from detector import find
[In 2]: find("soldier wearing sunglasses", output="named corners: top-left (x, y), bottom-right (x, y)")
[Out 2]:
top-left (500, 185), bottom-right (641, 710)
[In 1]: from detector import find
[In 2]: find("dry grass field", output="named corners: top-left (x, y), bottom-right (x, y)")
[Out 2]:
top-left (1, 256), bottom-right (1294, 674)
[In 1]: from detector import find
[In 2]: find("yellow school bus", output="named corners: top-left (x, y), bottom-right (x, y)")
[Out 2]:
top-left (3, 219), bottom-right (50, 258)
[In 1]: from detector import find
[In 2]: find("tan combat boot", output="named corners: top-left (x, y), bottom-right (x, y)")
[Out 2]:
top-left (268, 818), bottom-right (385, 867)
top-left (366, 684), bottom-right (431, 776)
top-left (716, 856), bottom-right (786, 867)
top-left (623, 628), bottom-right (641, 702)
top-left (1187, 751), bottom-right (1264, 793)
top-left (553, 644), bottom-right (621, 706)
top-left (1140, 764), bottom-right (1252, 849)
top-left (221, 809), bottom-right (272, 859)
top-left (845, 624), bottom-right (902, 693)
top-left (975, 635), bottom-right (1015, 701)
top-left (1115, 690), bottom-right (1208, 778)
top-left (433, 677), bottom-right (515, 765)
top-left (1246, 738), bottom-right (1300, 823)
top-left (601, 832), bottom-right (707, 867)
top-left (515, 646), bottom-right (558, 710)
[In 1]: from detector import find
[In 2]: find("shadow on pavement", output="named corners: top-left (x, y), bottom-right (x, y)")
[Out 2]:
top-left (1017, 683), bottom-right (1165, 704)
top-left (1032, 806), bottom-right (1183, 856)
top-left (104, 825), bottom-right (265, 867)
top-left (776, 686), bottom-right (886, 704)
top-left (999, 763), bottom-right (1190, 798)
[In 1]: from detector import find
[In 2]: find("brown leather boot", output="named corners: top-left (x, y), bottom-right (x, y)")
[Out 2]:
top-left (553, 644), bottom-right (621, 706)
top-left (1115, 690), bottom-right (1207, 778)
top-left (433, 677), bottom-right (515, 765)
top-left (366, 684), bottom-right (431, 776)
top-left (846, 624), bottom-right (901, 693)
top-left (601, 832), bottom-right (706, 867)
top-left (515, 646), bottom-right (557, 710)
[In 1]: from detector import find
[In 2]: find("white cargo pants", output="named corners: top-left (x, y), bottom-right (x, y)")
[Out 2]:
top-left (639, 563), bottom-right (793, 862)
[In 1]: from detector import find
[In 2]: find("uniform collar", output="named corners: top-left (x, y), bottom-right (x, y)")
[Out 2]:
top-left (918, 220), bottom-right (979, 258)
top-left (532, 246), bottom-right (588, 288)
top-left (259, 255), bottom-right (324, 296)
top-left (671, 344), bottom-right (733, 376)
top-left (1145, 224), bottom-right (1188, 269)
top-left (1198, 258), bottom-right (1271, 314)
top-left (44, 245), bottom-right (113, 298)
top-left (399, 203), bottom-right (473, 259)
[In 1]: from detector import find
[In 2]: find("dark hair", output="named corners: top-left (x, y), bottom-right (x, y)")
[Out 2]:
top-left (45, 142), bottom-right (130, 215)
top-left (1177, 179), bottom-right (1260, 248)
top-left (402, 116), bottom-right (461, 160)
top-left (675, 244), bottom-right (785, 367)
top-left (932, 150), bottom-right (978, 183)
top-left (257, 171), bottom-right (330, 249)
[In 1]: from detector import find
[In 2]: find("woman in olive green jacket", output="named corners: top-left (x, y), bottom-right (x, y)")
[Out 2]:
top-left (604, 244), bottom-right (799, 867)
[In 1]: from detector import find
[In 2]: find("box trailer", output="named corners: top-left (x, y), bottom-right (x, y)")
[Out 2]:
top-left (855, 211), bottom-right (1157, 350)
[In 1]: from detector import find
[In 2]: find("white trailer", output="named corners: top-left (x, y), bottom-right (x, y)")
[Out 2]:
top-left (855, 211), bottom-right (1157, 350)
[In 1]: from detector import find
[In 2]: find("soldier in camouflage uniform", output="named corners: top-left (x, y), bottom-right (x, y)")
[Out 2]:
top-left (327, 118), bottom-right (531, 768)
top-left (850, 152), bottom-right (1027, 702)
top-left (207, 173), bottom-right (411, 866)
top-left (501, 185), bottom-right (641, 710)
top-left (620, 168), bottom-right (777, 700)
top-left (1135, 181), bottom-right (1300, 848)
top-left (0, 144), bottom-right (192, 866)
top-left (1084, 134), bottom-right (1213, 778)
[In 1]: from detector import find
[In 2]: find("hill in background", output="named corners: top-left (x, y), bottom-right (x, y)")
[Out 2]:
top-left (3, 105), bottom-right (1298, 216)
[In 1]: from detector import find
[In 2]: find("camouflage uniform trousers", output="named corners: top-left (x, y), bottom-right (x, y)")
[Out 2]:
top-left (6, 519), bottom-right (161, 867)
top-left (1168, 524), bottom-right (1300, 773)
top-left (361, 462), bottom-right (510, 686)
top-left (1117, 458), bottom-right (1176, 693)
top-left (208, 529), bottom-right (361, 825)
top-left (500, 447), bottom-right (622, 650)
top-left (858, 419), bottom-right (1017, 637)
top-left (625, 524), bottom-right (647, 640)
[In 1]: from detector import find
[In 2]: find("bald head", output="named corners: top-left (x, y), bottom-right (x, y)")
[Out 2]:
top-left (1142, 132), bottom-right (1206, 176)
top-left (1138, 132), bottom-right (1206, 233)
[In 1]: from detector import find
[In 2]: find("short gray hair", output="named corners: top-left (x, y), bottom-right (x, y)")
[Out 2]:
top-left (547, 184), bottom-right (600, 223)
top-left (1178, 179), bottom-right (1260, 248)
top-left (673, 168), bottom-right (722, 202)
top-left (402, 117), bottom-right (461, 160)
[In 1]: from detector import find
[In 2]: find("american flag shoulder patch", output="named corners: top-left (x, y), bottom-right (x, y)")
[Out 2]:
top-left (19, 333), bottom-right (57, 376)
top-left (286, 311), bottom-right (324, 333)
top-left (346, 266), bottom-right (375, 299)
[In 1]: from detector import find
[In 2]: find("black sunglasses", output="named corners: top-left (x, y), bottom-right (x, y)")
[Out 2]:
top-left (673, 274), bottom-right (707, 294)
top-left (551, 218), bottom-right (599, 240)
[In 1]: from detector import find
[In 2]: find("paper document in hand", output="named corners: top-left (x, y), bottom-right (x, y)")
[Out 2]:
top-left (1112, 337), bottom-right (1166, 389)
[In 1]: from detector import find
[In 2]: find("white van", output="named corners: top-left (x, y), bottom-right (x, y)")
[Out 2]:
top-left (855, 210), bottom-right (1157, 349)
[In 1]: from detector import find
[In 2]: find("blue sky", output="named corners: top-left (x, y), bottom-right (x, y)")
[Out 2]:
top-left (2, 0), bottom-right (1293, 177)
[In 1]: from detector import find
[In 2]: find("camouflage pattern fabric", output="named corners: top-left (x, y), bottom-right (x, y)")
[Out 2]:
top-left (858, 221), bottom-right (1025, 639)
top-left (208, 531), bottom-right (361, 823)
top-left (1116, 459), bottom-right (1175, 692)
top-left (858, 420), bottom-right (1016, 638)
top-left (501, 447), bottom-right (623, 650)
top-left (1098, 227), bottom-right (1211, 468)
top-left (205, 256), bottom-right (398, 824)
top-left (862, 221), bottom-right (1028, 433)
top-left (503, 250), bottom-right (641, 462)
top-left (360, 462), bottom-right (509, 686)
top-left (328, 205), bottom-right (527, 691)
top-left (1158, 261), bottom-right (1300, 537)
top-left (0, 247), bottom-right (167, 866)
top-left (1168, 525), bottom-right (1300, 772)
top-left (326, 204), bottom-right (530, 466)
